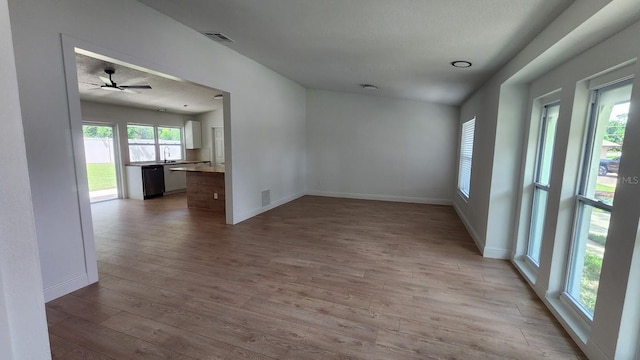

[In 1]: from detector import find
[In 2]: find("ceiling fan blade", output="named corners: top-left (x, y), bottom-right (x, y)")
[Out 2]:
top-left (120, 85), bottom-right (152, 89)
top-left (98, 75), bottom-right (112, 85)
top-left (79, 81), bottom-right (102, 86)
top-left (99, 85), bottom-right (122, 92)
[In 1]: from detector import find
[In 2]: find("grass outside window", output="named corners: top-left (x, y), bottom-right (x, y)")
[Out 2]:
top-left (86, 163), bottom-right (117, 191)
top-left (580, 253), bottom-right (603, 313)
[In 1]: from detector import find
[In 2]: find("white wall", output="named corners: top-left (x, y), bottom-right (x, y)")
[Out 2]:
top-left (455, 1), bottom-right (640, 358)
top-left (0, 0), bottom-right (50, 357)
top-left (8, 0), bottom-right (306, 302)
top-left (511, 21), bottom-right (640, 359)
top-left (82, 101), bottom-right (189, 128)
top-left (196, 109), bottom-right (224, 162)
top-left (306, 89), bottom-right (458, 204)
top-left (454, 0), bottom-right (640, 258)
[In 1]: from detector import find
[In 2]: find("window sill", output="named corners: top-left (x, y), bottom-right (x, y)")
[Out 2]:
top-left (545, 292), bottom-right (591, 346)
top-left (456, 189), bottom-right (470, 203)
top-left (512, 255), bottom-right (538, 286)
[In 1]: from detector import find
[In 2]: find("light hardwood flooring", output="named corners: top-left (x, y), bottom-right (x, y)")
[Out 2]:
top-left (47, 194), bottom-right (585, 359)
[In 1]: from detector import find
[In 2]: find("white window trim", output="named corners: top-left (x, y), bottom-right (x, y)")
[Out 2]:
top-left (457, 117), bottom-right (475, 200)
top-left (565, 78), bottom-right (633, 321)
top-left (127, 124), bottom-right (184, 163)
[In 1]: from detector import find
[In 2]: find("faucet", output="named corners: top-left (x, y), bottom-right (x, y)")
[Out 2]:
top-left (163, 146), bottom-right (170, 163)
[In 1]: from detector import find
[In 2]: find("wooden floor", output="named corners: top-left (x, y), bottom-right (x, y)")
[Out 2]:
top-left (47, 194), bottom-right (585, 360)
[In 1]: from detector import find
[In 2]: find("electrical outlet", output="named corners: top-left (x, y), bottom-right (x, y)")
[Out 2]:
top-left (214, 193), bottom-right (218, 200)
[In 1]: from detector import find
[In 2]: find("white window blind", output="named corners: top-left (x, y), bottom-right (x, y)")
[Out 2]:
top-left (458, 118), bottom-right (475, 198)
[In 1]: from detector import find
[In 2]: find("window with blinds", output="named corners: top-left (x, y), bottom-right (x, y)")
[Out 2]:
top-left (458, 118), bottom-right (475, 199)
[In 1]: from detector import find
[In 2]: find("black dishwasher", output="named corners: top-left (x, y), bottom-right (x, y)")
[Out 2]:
top-left (141, 165), bottom-right (165, 199)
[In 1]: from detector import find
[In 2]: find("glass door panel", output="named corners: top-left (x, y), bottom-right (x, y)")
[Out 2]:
top-left (83, 124), bottom-right (120, 202)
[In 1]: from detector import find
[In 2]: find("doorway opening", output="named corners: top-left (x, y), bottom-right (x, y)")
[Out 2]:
top-left (82, 123), bottom-right (120, 202)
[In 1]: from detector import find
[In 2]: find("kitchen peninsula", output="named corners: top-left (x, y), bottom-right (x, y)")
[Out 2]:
top-left (126, 160), bottom-right (211, 200)
top-left (170, 166), bottom-right (225, 212)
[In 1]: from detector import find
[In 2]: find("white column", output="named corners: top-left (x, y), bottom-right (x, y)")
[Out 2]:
top-left (0, 0), bottom-right (51, 358)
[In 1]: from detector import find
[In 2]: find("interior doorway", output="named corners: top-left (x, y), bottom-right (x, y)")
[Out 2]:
top-left (82, 123), bottom-right (120, 202)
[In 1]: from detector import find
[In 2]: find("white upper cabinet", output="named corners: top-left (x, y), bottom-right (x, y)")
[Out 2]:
top-left (185, 120), bottom-right (202, 149)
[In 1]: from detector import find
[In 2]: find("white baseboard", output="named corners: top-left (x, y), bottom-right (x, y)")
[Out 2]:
top-left (306, 190), bottom-right (453, 206)
top-left (234, 192), bottom-right (305, 224)
top-left (481, 247), bottom-right (511, 259)
top-left (43, 273), bottom-right (95, 302)
top-left (584, 338), bottom-right (610, 360)
top-left (452, 202), bottom-right (485, 254)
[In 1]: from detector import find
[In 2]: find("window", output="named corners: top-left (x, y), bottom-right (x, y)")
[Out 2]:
top-left (128, 125), bottom-right (156, 162)
top-left (158, 127), bottom-right (183, 161)
top-left (527, 103), bottom-right (559, 265)
top-left (565, 80), bottom-right (632, 318)
top-left (458, 118), bottom-right (475, 198)
top-left (128, 124), bottom-right (183, 162)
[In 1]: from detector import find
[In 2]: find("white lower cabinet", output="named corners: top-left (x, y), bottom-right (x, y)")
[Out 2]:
top-left (163, 164), bottom-right (187, 193)
top-left (126, 166), bottom-right (144, 200)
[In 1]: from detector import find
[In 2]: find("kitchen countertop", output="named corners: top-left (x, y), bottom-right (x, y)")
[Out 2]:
top-left (169, 166), bottom-right (225, 173)
top-left (127, 160), bottom-right (211, 167)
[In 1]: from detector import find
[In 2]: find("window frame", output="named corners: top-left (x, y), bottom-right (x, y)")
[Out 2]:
top-left (526, 102), bottom-right (560, 266)
top-left (157, 126), bottom-right (184, 161)
top-left (127, 123), bottom-right (184, 163)
top-left (457, 117), bottom-right (476, 200)
top-left (563, 79), bottom-right (633, 321)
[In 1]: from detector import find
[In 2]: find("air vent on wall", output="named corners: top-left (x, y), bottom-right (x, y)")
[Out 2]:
top-left (203, 32), bottom-right (235, 43)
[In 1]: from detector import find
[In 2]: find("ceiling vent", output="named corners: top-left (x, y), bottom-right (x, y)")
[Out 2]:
top-left (203, 32), bottom-right (235, 43)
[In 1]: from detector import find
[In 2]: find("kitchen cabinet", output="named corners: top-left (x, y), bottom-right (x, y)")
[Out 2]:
top-left (127, 161), bottom-right (211, 198)
top-left (126, 165), bottom-right (165, 200)
top-left (163, 164), bottom-right (187, 193)
top-left (185, 120), bottom-right (202, 149)
top-left (163, 161), bottom-right (211, 193)
top-left (170, 166), bottom-right (225, 212)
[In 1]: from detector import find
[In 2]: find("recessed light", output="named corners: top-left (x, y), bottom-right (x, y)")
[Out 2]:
top-left (451, 60), bottom-right (472, 68)
top-left (157, 109), bottom-right (167, 112)
top-left (360, 84), bottom-right (378, 90)
top-left (213, 94), bottom-right (223, 100)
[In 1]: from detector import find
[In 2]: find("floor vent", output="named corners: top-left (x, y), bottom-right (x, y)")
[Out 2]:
top-left (261, 189), bottom-right (271, 207)
top-left (202, 32), bottom-right (235, 43)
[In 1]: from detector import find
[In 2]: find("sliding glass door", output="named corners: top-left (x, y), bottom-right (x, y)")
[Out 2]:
top-left (82, 123), bottom-right (120, 202)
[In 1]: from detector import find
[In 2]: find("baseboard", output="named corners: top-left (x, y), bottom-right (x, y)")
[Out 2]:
top-left (306, 190), bottom-right (453, 206)
top-left (43, 273), bottom-right (93, 302)
top-left (234, 192), bottom-right (305, 224)
top-left (481, 247), bottom-right (511, 259)
top-left (452, 202), bottom-right (486, 255)
top-left (584, 338), bottom-right (611, 360)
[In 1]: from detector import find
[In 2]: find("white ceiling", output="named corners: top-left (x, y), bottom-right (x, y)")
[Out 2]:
top-left (137, 0), bottom-right (574, 105)
top-left (75, 52), bottom-right (223, 115)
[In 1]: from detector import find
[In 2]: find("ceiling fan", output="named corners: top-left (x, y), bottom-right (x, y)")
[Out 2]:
top-left (98, 67), bottom-right (152, 93)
